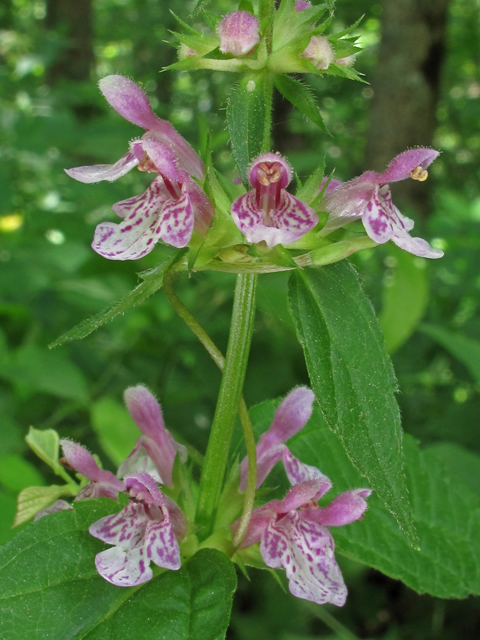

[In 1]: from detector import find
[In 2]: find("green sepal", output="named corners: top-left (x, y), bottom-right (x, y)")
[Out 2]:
top-left (250, 244), bottom-right (298, 269)
top-left (296, 156), bottom-right (326, 205)
top-left (323, 62), bottom-right (366, 83)
top-left (273, 0), bottom-right (328, 52)
top-left (170, 31), bottom-right (219, 56)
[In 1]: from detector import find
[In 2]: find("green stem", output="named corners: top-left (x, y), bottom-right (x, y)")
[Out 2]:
top-left (163, 269), bottom-right (257, 547)
top-left (195, 273), bottom-right (257, 535)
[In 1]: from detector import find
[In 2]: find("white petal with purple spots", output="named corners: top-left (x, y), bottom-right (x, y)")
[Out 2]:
top-left (261, 512), bottom-right (347, 606)
top-left (156, 183), bottom-right (194, 248)
top-left (231, 191), bottom-right (317, 248)
top-left (95, 545), bottom-right (153, 587)
top-left (362, 185), bottom-right (394, 244)
top-left (89, 503), bottom-right (149, 547)
top-left (92, 178), bottom-right (169, 260)
top-left (65, 151), bottom-right (139, 184)
top-left (144, 508), bottom-right (181, 571)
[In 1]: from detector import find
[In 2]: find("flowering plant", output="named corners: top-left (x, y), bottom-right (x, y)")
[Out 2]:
top-left (2, 2), bottom-right (476, 640)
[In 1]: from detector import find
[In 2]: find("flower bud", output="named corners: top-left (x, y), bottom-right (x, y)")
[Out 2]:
top-left (301, 35), bottom-right (335, 70)
top-left (217, 11), bottom-right (260, 57)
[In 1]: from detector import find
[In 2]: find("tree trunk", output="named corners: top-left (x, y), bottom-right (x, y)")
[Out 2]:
top-left (365, 0), bottom-right (450, 215)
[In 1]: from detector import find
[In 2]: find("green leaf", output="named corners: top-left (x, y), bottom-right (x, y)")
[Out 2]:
top-left (227, 74), bottom-right (267, 185)
top-left (379, 248), bottom-right (428, 353)
top-left (0, 500), bottom-right (237, 640)
top-left (287, 264), bottom-right (417, 545)
top-left (250, 400), bottom-right (480, 598)
top-left (50, 250), bottom-right (182, 347)
top-left (90, 397), bottom-right (140, 466)
top-left (25, 426), bottom-right (60, 470)
top-left (273, 75), bottom-right (329, 134)
top-left (0, 455), bottom-right (45, 493)
top-left (0, 345), bottom-right (89, 402)
top-left (419, 324), bottom-right (480, 382)
top-left (425, 442), bottom-right (480, 495)
top-left (14, 484), bottom-right (77, 527)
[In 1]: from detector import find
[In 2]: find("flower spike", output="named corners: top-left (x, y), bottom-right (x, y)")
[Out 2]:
top-left (321, 148), bottom-right (443, 259)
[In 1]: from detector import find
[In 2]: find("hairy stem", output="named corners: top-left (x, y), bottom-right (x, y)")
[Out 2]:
top-left (164, 270), bottom-right (257, 538)
top-left (163, 269), bottom-right (257, 545)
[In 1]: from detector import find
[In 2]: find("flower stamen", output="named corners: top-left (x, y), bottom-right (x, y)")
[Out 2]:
top-left (409, 166), bottom-right (428, 182)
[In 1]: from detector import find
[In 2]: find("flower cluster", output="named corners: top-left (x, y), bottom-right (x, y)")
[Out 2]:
top-left (38, 385), bottom-right (189, 587)
top-left (235, 387), bottom-right (371, 606)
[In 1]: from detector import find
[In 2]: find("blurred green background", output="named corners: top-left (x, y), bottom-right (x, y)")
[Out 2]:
top-left (0, 0), bottom-right (479, 637)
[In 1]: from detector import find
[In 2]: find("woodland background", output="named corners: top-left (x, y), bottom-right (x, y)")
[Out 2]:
top-left (0, 0), bottom-right (479, 638)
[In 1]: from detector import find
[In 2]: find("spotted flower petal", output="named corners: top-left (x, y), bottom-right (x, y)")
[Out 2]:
top-left (89, 473), bottom-right (186, 587)
top-left (156, 182), bottom-right (194, 248)
top-left (92, 178), bottom-right (169, 260)
top-left (232, 191), bottom-right (317, 248)
top-left (64, 151), bottom-right (139, 184)
top-left (261, 512), bottom-right (347, 606)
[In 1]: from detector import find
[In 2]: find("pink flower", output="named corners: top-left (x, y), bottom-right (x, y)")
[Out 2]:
top-left (89, 473), bottom-right (187, 587)
top-left (65, 75), bottom-right (214, 258)
top-left (322, 148), bottom-right (444, 258)
top-left (234, 479), bottom-right (371, 606)
top-left (240, 387), bottom-right (318, 491)
top-left (60, 439), bottom-right (125, 500)
top-left (231, 153), bottom-right (318, 248)
top-left (117, 385), bottom-right (187, 487)
top-left (217, 11), bottom-right (260, 57)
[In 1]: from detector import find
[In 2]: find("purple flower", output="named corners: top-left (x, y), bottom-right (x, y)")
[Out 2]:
top-left (217, 11), bottom-right (260, 57)
top-left (231, 153), bottom-right (318, 248)
top-left (117, 385), bottom-right (188, 487)
top-left (322, 148), bottom-right (444, 259)
top-left (65, 75), bottom-right (214, 258)
top-left (233, 479), bottom-right (371, 606)
top-left (60, 439), bottom-right (125, 500)
top-left (89, 473), bottom-right (187, 587)
top-left (240, 387), bottom-right (317, 491)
